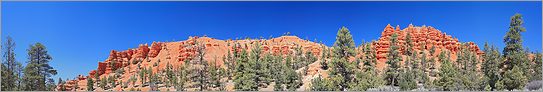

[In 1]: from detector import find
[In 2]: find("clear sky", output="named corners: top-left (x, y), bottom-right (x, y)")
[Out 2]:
top-left (2, 1), bottom-right (541, 81)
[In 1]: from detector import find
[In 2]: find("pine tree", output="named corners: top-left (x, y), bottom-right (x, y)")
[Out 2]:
top-left (109, 75), bottom-right (117, 89)
top-left (139, 67), bottom-right (146, 85)
top-left (349, 68), bottom-right (384, 91)
top-left (326, 26), bottom-right (357, 91)
top-left (348, 43), bottom-right (384, 91)
top-left (397, 33), bottom-right (417, 91)
top-left (495, 79), bottom-right (505, 91)
top-left (428, 46), bottom-right (437, 77)
top-left (225, 45), bottom-right (236, 80)
top-left (305, 50), bottom-right (317, 67)
top-left (293, 45), bottom-right (304, 69)
top-left (259, 53), bottom-right (274, 87)
top-left (208, 58), bottom-right (222, 90)
top-left (1, 36), bottom-right (23, 91)
top-left (434, 51), bottom-right (459, 91)
top-left (529, 52), bottom-right (542, 81)
top-left (87, 78), bottom-right (94, 91)
top-left (419, 47), bottom-right (430, 88)
top-left (502, 13), bottom-right (529, 90)
top-left (250, 42), bottom-right (271, 88)
top-left (332, 26), bottom-right (356, 58)
top-left (310, 75), bottom-right (327, 91)
top-left (456, 44), bottom-right (483, 90)
top-left (320, 44), bottom-right (329, 70)
top-left (45, 78), bottom-right (56, 91)
top-left (385, 33), bottom-right (402, 86)
top-left (482, 42), bottom-right (502, 91)
top-left (99, 77), bottom-right (107, 89)
top-left (174, 61), bottom-right (189, 91)
top-left (165, 62), bottom-right (175, 88)
top-left (398, 70), bottom-right (417, 91)
top-left (272, 54), bottom-right (286, 91)
top-left (185, 42), bottom-right (211, 91)
top-left (234, 49), bottom-right (258, 91)
top-left (503, 66), bottom-right (527, 90)
top-left (22, 43), bottom-right (57, 91)
top-left (284, 64), bottom-right (301, 91)
top-left (503, 13), bottom-right (526, 58)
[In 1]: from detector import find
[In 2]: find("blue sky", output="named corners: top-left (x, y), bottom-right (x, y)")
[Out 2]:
top-left (2, 1), bottom-right (541, 81)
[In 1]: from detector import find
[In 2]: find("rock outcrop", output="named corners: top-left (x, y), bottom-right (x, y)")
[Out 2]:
top-left (372, 24), bottom-right (483, 69)
top-left (58, 35), bottom-right (325, 91)
top-left (57, 24), bottom-right (484, 91)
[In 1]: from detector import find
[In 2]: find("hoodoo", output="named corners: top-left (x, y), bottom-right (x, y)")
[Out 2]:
top-left (58, 24), bottom-right (485, 91)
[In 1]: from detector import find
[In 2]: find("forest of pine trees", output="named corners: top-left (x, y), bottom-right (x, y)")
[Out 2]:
top-left (1, 13), bottom-right (541, 91)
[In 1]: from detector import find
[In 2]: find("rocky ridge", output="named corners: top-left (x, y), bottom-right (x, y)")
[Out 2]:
top-left (57, 24), bottom-right (484, 91)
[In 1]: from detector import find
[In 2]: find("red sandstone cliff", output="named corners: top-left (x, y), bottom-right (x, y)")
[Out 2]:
top-left (57, 24), bottom-right (485, 91)
top-left (371, 24), bottom-right (483, 70)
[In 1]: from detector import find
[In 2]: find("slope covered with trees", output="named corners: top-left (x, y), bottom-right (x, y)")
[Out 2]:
top-left (2, 13), bottom-right (540, 91)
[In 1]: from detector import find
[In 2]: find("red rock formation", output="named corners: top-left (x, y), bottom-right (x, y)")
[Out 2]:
top-left (148, 42), bottom-right (163, 58)
top-left (58, 25), bottom-right (485, 91)
top-left (372, 24), bottom-right (483, 69)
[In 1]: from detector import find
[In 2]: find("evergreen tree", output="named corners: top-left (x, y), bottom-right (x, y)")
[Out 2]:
top-left (434, 51), bottom-right (459, 91)
top-left (293, 45), bottom-right (304, 69)
top-left (87, 78), bottom-right (94, 91)
top-left (174, 61), bottom-right (190, 91)
top-left (22, 43), bottom-right (57, 91)
top-left (348, 43), bottom-right (384, 91)
top-left (482, 42), bottom-right (503, 91)
top-left (398, 70), bottom-right (417, 91)
top-left (502, 13), bottom-right (529, 90)
top-left (305, 50), bottom-right (317, 67)
top-left (165, 62), bottom-right (175, 88)
top-left (284, 64), bottom-right (301, 91)
top-left (45, 78), bottom-right (56, 91)
top-left (503, 13), bottom-right (526, 57)
top-left (385, 33), bottom-right (402, 86)
top-left (503, 66), bottom-right (528, 90)
top-left (495, 79), bottom-right (505, 91)
top-left (320, 44), bottom-right (329, 70)
top-left (1, 36), bottom-right (23, 91)
top-left (349, 68), bottom-right (384, 91)
top-left (420, 47), bottom-right (431, 87)
top-left (259, 53), bottom-right (274, 87)
top-left (397, 33), bottom-right (417, 91)
top-left (456, 44), bottom-right (483, 90)
top-left (326, 26), bottom-right (357, 91)
top-left (428, 46), bottom-right (437, 77)
top-left (310, 75), bottom-right (327, 91)
top-left (208, 58), bottom-right (224, 90)
top-left (139, 67), bottom-right (146, 85)
top-left (272, 54), bottom-right (286, 91)
top-left (529, 52), bottom-right (542, 81)
top-left (250, 42), bottom-right (271, 88)
top-left (185, 42), bottom-right (211, 91)
top-left (234, 49), bottom-right (258, 91)
top-left (99, 77), bottom-right (107, 89)
top-left (332, 26), bottom-right (356, 58)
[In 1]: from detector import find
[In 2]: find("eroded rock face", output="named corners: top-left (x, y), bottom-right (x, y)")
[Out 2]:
top-left (372, 24), bottom-right (483, 69)
top-left (148, 42), bottom-right (163, 58)
top-left (58, 24), bottom-right (485, 91)
top-left (60, 35), bottom-right (325, 91)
